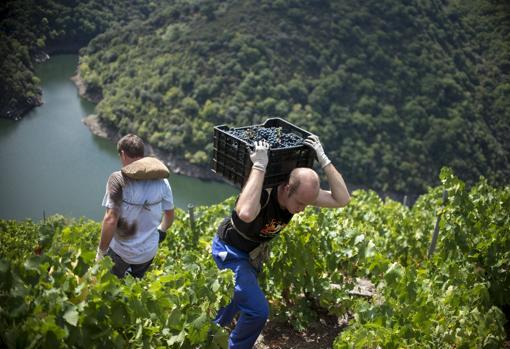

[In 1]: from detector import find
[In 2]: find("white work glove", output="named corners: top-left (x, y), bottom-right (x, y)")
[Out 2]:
top-left (95, 246), bottom-right (108, 262)
top-left (250, 140), bottom-right (270, 172)
top-left (304, 135), bottom-right (331, 169)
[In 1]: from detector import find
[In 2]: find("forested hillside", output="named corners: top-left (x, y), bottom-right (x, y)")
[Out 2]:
top-left (2, 0), bottom-right (509, 195)
top-left (79, 0), bottom-right (510, 194)
top-left (0, 0), bottom-right (163, 120)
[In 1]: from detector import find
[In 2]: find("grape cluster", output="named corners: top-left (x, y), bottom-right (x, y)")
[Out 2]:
top-left (228, 126), bottom-right (304, 148)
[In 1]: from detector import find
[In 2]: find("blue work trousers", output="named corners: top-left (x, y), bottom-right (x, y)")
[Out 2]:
top-left (211, 235), bottom-right (269, 349)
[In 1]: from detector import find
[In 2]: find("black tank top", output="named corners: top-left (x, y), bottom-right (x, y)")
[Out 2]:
top-left (218, 187), bottom-right (294, 252)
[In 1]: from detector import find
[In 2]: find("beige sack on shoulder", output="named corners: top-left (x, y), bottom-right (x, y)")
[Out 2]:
top-left (121, 157), bottom-right (170, 180)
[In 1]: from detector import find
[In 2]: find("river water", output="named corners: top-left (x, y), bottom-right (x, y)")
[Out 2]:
top-left (0, 55), bottom-right (237, 221)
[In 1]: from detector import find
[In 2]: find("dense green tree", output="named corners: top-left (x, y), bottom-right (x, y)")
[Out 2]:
top-left (0, 0), bottom-right (164, 119)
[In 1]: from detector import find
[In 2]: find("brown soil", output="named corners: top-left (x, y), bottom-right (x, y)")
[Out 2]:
top-left (255, 313), bottom-right (346, 349)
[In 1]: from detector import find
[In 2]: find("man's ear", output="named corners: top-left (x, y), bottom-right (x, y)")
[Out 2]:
top-left (283, 183), bottom-right (290, 196)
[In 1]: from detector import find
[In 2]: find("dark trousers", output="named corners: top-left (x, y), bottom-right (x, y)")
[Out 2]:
top-left (107, 248), bottom-right (153, 278)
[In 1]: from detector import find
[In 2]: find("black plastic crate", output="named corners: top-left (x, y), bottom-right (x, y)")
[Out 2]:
top-left (211, 117), bottom-right (315, 188)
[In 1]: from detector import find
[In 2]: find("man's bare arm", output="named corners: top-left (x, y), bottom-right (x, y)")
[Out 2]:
top-left (314, 163), bottom-right (350, 208)
top-left (97, 208), bottom-right (119, 260)
top-left (304, 135), bottom-right (350, 208)
top-left (159, 209), bottom-right (175, 232)
top-left (235, 141), bottom-right (270, 222)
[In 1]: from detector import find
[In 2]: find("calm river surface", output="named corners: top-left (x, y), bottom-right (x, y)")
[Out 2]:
top-left (0, 55), bottom-right (237, 221)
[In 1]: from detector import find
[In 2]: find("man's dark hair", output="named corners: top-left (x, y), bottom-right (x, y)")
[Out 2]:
top-left (117, 134), bottom-right (144, 158)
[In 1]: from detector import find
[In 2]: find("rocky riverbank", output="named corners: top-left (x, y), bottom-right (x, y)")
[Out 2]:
top-left (81, 114), bottom-right (225, 182)
top-left (72, 58), bottom-right (227, 182)
top-left (70, 70), bottom-right (102, 104)
top-left (1, 96), bottom-right (43, 121)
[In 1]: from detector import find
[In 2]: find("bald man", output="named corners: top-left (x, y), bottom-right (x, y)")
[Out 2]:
top-left (211, 135), bottom-right (350, 349)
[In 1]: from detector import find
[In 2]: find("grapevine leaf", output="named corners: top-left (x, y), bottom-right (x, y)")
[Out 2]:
top-left (168, 330), bottom-right (186, 346)
top-left (63, 307), bottom-right (79, 326)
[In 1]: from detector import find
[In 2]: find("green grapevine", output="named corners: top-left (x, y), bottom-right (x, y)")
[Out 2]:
top-left (0, 168), bottom-right (508, 348)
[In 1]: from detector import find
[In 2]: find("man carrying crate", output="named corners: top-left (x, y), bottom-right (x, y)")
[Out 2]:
top-left (211, 135), bottom-right (350, 349)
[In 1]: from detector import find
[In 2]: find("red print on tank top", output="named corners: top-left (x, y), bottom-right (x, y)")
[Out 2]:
top-left (260, 219), bottom-right (287, 236)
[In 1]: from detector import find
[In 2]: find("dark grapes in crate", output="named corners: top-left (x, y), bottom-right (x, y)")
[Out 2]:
top-left (227, 126), bottom-right (304, 149)
top-left (212, 118), bottom-right (315, 188)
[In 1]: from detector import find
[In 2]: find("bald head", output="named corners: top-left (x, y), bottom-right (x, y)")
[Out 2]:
top-left (279, 168), bottom-right (320, 213)
top-left (289, 167), bottom-right (320, 199)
